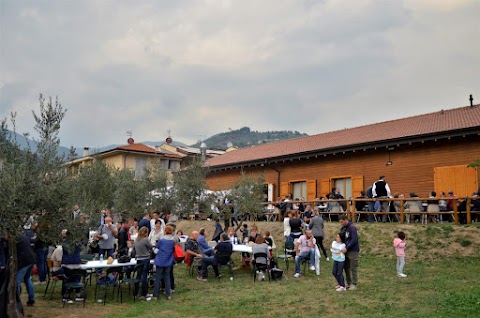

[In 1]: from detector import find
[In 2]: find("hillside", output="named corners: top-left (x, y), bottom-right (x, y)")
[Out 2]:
top-left (6, 130), bottom-right (72, 158)
top-left (192, 127), bottom-right (308, 149)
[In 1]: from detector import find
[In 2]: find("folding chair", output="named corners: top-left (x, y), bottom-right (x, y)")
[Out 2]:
top-left (44, 259), bottom-right (66, 300)
top-left (277, 240), bottom-right (295, 273)
top-left (216, 252), bottom-right (234, 281)
top-left (62, 268), bottom-right (87, 308)
top-left (94, 267), bottom-right (122, 305)
top-left (118, 263), bottom-right (144, 303)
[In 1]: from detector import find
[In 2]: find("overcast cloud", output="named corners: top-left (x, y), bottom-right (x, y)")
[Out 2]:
top-left (0, 0), bottom-right (478, 149)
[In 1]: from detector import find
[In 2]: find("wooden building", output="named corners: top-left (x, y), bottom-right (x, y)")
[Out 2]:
top-left (205, 105), bottom-right (480, 201)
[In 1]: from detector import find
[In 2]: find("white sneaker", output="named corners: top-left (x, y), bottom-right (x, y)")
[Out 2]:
top-left (397, 273), bottom-right (407, 278)
top-left (326, 257), bottom-right (330, 262)
top-left (309, 266), bottom-right (315, 271)
top-left (294, 273), bottom-right (301, 278)
top-left (348, 284), bottom-right (357, 290)
top-left (336, 286), bottom-right (346, 292)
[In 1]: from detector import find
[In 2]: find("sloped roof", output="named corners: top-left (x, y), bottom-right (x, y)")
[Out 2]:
top-left (98, 143), bottom-right (182, 158)
top-left (207, 105), bottom-right (480, 168)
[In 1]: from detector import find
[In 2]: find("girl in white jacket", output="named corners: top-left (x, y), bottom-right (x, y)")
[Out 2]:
top-left (331, 233), bottom-right (346, 291)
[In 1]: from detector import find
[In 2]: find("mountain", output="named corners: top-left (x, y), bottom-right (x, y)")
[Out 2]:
top-left (6, 130), bottom-right (73, 158)
top-left (191, 127), bottom-right (308, 150)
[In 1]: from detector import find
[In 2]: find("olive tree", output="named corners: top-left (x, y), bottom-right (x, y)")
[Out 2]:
top-left (231, 172), bottom-right (266, 231)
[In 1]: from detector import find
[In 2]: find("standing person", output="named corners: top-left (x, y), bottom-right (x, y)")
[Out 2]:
top-left (339, 215), bottom-right (360, 290)
top-left (331, 232), bottom-right (347, 291)
top-left (150, 212), bottom-right (165, 236)
top-left (31, 222), bottom-right (48, 285)
top-left (283, 211), bottom-right (291, 240)
top-left (149, 220), bottom-right (164, 245)
top-left (16, 233), bottom-right (36, 306)
top-left (117, 221), bottom-right (130, 257)
top-left (138, 211), bottom-right (151, 234)
top-left (309, 210), bottom-right (329, 261)
top-left (95, 216), bottom-right (118, 259)
top-left (133, 227), bottom-right (152, 300)
top-left (72, 205), bottom-right (81, 220)
top-left (366, 186), bottom-right (375, 223)
top-left (303, 204), bottom-right (313, 229)
top-left (153, 225), bottom-right (175, 300)
top-left (372, 176), bottom-right (392, 222)
top-left (393, 231), bottom-right (407, 278)
top-left (289, 211), bottom-right (303, 241)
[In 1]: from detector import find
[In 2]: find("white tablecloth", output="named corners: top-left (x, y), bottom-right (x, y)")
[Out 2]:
top-left (80, 259), bottom-right (154, 270)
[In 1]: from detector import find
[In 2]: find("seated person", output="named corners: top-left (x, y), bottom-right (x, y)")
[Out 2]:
top-left (239, 224), bottom-right (248, 243)
top-left (227, 227), bottom-right (238, 244)
top-left (294, 229), bottom-right (316, 278)
top-left (252, 235), bottom-right (270, 281)
top-left (60, 230), bottom-right (83, 302)
top-left (185, 231), bottom-right (203, 266)
top-left (197, 233), bottom-right (233, 281)
top-left (197, 228), bottom-right (214, 257)
top-left (50, 244), bottom-right (63, 276)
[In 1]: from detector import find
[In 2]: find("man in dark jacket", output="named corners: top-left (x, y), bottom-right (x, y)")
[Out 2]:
top-left (138, 211), bottom-right (151, 234)
top-left (17, 233), bottom-right (36, 306)
top-left (339, 215), bottom-right (360, 291)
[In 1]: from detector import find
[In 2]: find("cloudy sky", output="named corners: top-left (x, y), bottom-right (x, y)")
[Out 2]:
top-left (0, 0), bottom-right (478, 149)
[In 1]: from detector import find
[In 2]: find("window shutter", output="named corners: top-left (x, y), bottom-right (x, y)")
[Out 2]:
top-left (319, 178), bottom-right (330, 198)
top-left (306, 180), bottom-right (317, 201)
top-left (280, 182), bottom-right (290, 199)
top-left (352, 176), bottom-right (364, 197)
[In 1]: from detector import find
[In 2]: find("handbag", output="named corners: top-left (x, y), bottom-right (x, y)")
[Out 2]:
top-left (174, 245), bottom-right (185, 262)
top-left (118, 255), bottom-right (131, 263)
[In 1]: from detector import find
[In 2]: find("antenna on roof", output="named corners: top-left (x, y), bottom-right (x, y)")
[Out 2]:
top-left (126, 130), bottom-right (133, 138)
top-left (470, 94), bottom-right (474, 107)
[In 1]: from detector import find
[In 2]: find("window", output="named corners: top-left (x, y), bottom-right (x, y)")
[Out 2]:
top-left (160, 159), bottom-right (169, 170)
top-left (135, 157), bottom-right (147, 178)
top-left (332, 178), bottom-right (352, 198)
top-left (292, 181), bottom-right (307, 199)
top-left (168, 160), bottom-right (180, 171)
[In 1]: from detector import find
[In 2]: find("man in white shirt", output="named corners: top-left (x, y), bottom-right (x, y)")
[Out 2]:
top-left (150, 212), bottom-right (165, 236)
top-left (372, 176), bottom-right (392, 222)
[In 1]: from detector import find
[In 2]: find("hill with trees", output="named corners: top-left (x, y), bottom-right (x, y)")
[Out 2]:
top-left (192, 127), bottom-right (308, 149)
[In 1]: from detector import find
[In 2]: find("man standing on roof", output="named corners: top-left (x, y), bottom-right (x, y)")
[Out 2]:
top-left (372, 176), bottom-right (391, 222)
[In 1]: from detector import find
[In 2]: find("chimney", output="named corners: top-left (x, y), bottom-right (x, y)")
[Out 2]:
top-left (83, 147), bottom-right (90, 157)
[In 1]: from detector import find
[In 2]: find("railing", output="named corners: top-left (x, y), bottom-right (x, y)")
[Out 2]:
top-left (262, 197), bottom-right (480, 225)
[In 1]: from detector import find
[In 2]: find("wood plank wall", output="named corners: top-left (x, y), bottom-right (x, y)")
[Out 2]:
top-left (206, 135), bottom-right (480, 198)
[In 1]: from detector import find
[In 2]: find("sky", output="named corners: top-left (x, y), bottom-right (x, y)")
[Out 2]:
top-left (0, 0), bottom-right (479, 149)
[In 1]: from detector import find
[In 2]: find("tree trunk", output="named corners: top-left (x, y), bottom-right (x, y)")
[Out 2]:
top-left (7, 238), bottom-right (23, 318)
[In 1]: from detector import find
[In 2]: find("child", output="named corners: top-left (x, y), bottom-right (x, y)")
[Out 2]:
top-left (330, 233), bottom-right (346, 291)
top-left (240, 224), bottom-right (249, 243)
top-left (393, 231), bottom-right (407, 277)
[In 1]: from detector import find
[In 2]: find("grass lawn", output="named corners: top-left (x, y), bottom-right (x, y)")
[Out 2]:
top-left (24, 222), bottom-right (480, 318)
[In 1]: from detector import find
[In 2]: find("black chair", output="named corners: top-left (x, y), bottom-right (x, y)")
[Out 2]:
top-left (277, 241), bottom-right (295, 273)
top-left (118, 263), bottom-right (144, 303)
top-left (216, 252), bottom-right (234, 281)
top-left (62, 268), bottom-right (87, 308)
top-left (80, 254), bottom-right (94, 285)
top-left (94, 267), bottom-right (122, 305)
top-left (252, 252), bottom-right (270, 282)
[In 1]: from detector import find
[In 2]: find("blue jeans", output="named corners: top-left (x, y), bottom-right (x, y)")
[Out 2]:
top-left (367, 202), bottom-right (375, 222)
top-left (202, 247), bottom-right (214, 257)
top-left (200, 256), bottom-right (219, 278)
top-left (332, 261), bottom-right (345, 287)
top-left (35, 247), bottom-right (48, 282)
top-left (134, 259), bottom-right (150, 297)
top-left (17, 265), bottom-right (34, 303)
top-left (153, 266), bottom-right (172, 298)
top-left (295, 249), bottom-right (315, 274)
top-left (97, 248), bottom-right (114, 274)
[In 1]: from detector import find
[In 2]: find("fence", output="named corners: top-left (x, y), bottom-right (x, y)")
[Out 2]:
top-left (262, 197), bottom-right (480, 225)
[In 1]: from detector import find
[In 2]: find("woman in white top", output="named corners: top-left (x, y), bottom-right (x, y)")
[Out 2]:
top-left (283, 211), bottom-right (292, 239)
top-left (149, 220), bottom-right (163, 245)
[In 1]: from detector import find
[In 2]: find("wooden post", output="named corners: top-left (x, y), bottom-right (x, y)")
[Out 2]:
top-left (351, 199), bottom-right (356, 223)
top-left (466, 197), bottom-right (472, 224)
top-left (453, 199), bottom-right (459, 225)
top-left (400, 198), bottom-right (404, 224)
top-left (346, 200), bottom-right (351, 221)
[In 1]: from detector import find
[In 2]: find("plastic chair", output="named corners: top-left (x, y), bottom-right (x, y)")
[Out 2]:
top-left (44, 259), bottom-right (66, 300)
